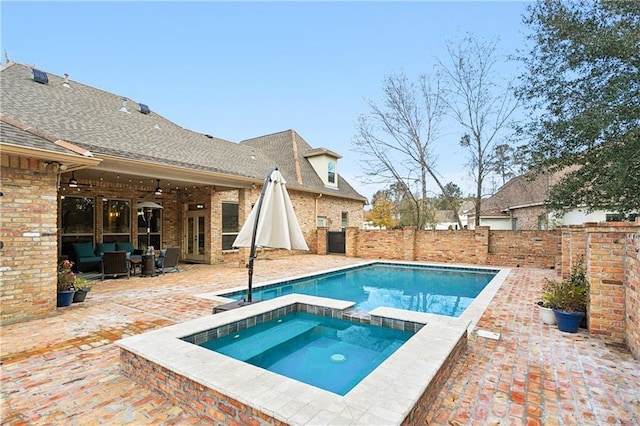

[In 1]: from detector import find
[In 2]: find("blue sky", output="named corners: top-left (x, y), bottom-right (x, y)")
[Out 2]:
top-left (1, 1), bottom-right (530, 201)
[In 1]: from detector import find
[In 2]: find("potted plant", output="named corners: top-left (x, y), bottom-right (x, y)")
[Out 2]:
top-left (536, 294), bottom-right (557, 325)
top-left (545, 258), bottom-right (589, 333)
top-left (57, 259), bottom-right (76, 307)
top-left (72, 278), bottom-right (92, 303)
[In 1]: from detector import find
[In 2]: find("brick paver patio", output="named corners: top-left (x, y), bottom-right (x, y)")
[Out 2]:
top-left (1, 255), bottom-right (639, 425)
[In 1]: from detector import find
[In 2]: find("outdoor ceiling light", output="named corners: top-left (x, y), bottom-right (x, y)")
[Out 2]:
top-left (154, 179), bottom-right (163, 195)
top-left (68, 172), bottom-right (78, 188)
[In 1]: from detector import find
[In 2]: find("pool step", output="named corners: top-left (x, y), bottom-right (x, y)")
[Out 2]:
top-left (217, 319), bottom-right (320, 362)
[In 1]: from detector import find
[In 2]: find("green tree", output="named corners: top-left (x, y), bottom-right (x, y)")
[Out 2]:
top-left (517, 0), bottom-right (640, 216)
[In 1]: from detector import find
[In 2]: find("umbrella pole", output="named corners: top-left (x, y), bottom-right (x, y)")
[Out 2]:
top-left (246, 166), bottom-right (278, 302)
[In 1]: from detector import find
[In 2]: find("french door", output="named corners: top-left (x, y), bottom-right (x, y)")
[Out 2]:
top-left (185, 210), bottom-right (206, 262)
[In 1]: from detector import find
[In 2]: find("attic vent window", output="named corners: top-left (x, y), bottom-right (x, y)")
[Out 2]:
top-left (32, 68), bottom-right (48, 84)
top-left (139, 103), bottom-right (150, 114)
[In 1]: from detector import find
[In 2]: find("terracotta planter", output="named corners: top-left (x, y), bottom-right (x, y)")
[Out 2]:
top-left (536, 302), bottom-right (556, 325)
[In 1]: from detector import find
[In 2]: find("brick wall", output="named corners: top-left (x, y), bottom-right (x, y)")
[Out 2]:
top-left (486, 230), bottom-right (559, 268)
top-left (345, 227), bottom-right (560, 268)
top-left (626, 230), bottom-right (640, 358)
top-left (120, 349), bottom-right (286, 425)
top-left (1, 155), bottom-right (58, 324)
top-left (572, 221), bottom-right (639, 355)
top-left (560, 226), bottom-right (588, 279)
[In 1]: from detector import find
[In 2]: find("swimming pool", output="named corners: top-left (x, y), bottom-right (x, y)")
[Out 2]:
top-left (221, 262), bottom-right (498, 317)
top-left (118, 294), bottom-right (471, 424)
top-left (198, 311), bottom-right (413, 395)
top-left (121, 262), bottom-right (509, 424)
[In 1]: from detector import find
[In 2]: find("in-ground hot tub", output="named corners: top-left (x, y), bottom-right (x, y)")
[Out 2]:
top-left (117, 294), bottom-right (470, 425)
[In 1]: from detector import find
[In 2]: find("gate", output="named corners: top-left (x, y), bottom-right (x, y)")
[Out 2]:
top-left (327, 231), bottom-right (346, 254)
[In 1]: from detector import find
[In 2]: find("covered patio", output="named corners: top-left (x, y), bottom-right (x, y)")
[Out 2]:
top-left (1, 255), bottom-right (638, 424)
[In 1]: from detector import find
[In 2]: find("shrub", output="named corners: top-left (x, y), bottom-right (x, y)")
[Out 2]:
top-left (543, 257), bottom-right (589, 313)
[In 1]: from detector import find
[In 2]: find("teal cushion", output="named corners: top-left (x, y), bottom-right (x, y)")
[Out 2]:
top-left (116, 242), bottom-right (135, 254)
top-left (156, 249), bottom-right (167, 267)
top-left (73, 242), bottom-right (96, 258)
top-left (96, 242), bottom-right (117, 256)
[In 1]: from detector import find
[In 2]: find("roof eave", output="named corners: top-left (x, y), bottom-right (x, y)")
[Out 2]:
top-left (0, 142), bottom-right (102, 170)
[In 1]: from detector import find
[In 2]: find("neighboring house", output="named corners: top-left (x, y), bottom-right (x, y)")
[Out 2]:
top-left (0, 61), bottom-right (366, 323)
top-left (464, 170), bottom-right (633, 230)
top-left (431, 201), bottom-right (474, 230)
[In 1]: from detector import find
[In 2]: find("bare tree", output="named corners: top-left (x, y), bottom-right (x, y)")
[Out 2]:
top-left (353, 72), bottom-right (462, 230)
top-left (439, 35), bottom-right (519, 226)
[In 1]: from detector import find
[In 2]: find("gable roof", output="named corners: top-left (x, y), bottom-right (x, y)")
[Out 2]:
top-left (241, 130), bottom-right (365, 201)
top-left (476, 172), bottom-right (550, 217)
top-left (1, 62), bottom-right (366, 201)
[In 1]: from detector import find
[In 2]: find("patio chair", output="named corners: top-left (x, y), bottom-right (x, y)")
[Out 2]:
top-left (101, 251), bottom-right (131, 280)
top-left (156, 247), bottom-right (180, 274)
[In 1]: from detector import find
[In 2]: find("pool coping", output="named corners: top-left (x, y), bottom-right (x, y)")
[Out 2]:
top-left (197, 260), bottom-right (511, 334)
top-left (117, 294), bottom-right (470, 425)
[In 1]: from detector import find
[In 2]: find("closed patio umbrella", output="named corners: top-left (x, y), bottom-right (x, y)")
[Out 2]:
top-left (233, 166), bottom-right (309, 302)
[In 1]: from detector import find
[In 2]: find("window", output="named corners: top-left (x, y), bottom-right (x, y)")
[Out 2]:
top-left (60, 196), bottom-right (94, 256)
top-left (328, 161), bottom-right (336, 184)
top-left (537, 214), bottom-right (547, 230)
top-left (341, 211), bottom-right (348, 228)
top-left (317, 216), bottom-right (327, 227)
top-left (103, 199), bottom-right (131, 243)
top-left (606, 213), bottom-right (622, 222)
top-left (222, 203), bottom-right (239, 250)
top-left (607, 213), bottom-right (639, 222)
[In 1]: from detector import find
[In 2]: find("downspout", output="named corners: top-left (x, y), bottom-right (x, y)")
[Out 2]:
top-left (315, 193), bottom-right (323, 228)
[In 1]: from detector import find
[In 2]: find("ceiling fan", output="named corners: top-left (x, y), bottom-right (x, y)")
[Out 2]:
top-left (66, 171), bottom-right (93, 188)
top-left (141, 179), bottom-right (164, 195)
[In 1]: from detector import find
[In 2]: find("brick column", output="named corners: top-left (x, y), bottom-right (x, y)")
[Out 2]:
top-left (345, 227), bottom-right (357, 257)
top-left (474, 226), bottom-right (490, 264)
top-left (625, 226), bottom-right (640, 358)
top-left (316, 227), bottom-right (327, 255)
top-left (209, 189), bottom-right (222, 264)
top-left (1, 155), bottom-right (58, 324)
top-left (586, 223), bottom-right (628, 344)
top-left (402, 227), bottom-right (416, 261)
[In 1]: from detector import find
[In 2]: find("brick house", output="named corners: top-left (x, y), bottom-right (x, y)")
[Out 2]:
top-left (465, 170), bottom-right (635, 230)
top-left (0, 62), bottom-right (366, 324)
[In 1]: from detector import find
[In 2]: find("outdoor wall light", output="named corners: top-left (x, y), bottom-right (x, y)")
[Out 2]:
top-left (154, 179), bottom-right (163, 195)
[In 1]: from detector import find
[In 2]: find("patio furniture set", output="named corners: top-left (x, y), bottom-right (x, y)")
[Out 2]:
top-left (70, 242), bottom-right (180, 280)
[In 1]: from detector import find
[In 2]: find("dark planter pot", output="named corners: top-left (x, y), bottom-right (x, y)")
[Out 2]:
top-left (57, 290), bottom-right (76, 307)
top-left (73, 289), bottom-right (89, 303)
top-left (553, 309), bottom-right (584, 333)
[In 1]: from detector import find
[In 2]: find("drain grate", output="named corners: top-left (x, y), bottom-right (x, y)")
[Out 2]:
top-left (330, 353), bottom-right (347, 362)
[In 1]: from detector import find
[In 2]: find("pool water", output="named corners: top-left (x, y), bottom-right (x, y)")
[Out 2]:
top-left (225, 263), bottom-right (497, 317)
top-left (200, 312), bottom-right (413, 395)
